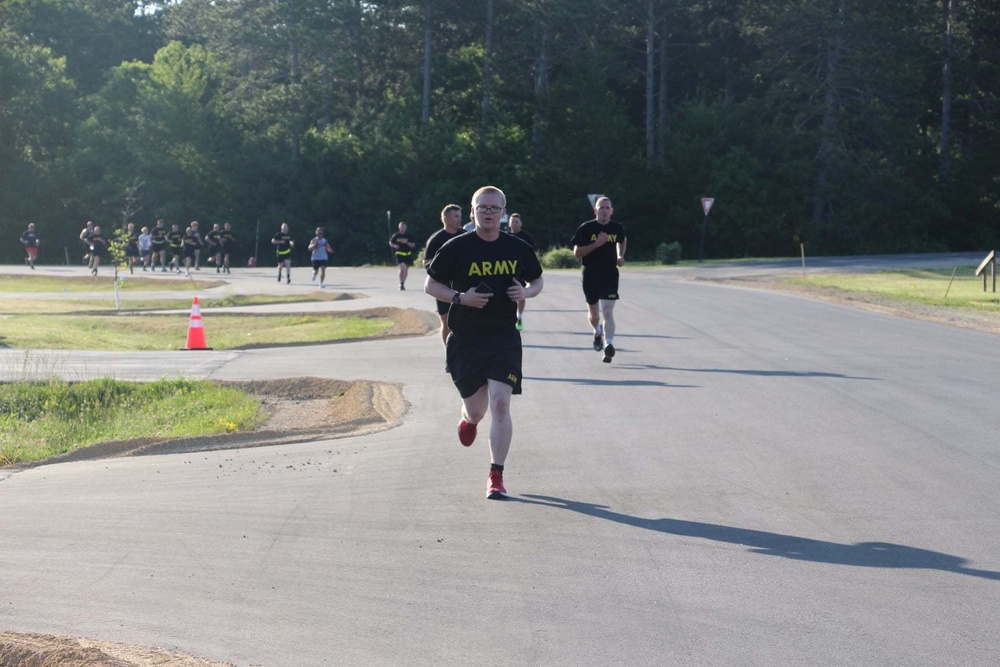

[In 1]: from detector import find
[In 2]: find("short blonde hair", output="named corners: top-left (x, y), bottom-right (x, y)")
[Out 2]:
top-left (471, 185), bottom-right (506, 209)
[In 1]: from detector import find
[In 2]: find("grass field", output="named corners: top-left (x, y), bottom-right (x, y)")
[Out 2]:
top-left (0, 274), bottom-right (390, 349)
top-left (0, 377), bottom-right (265, 465)
top-left (789, 267), bottom-right (1000, 312)
top-left (0, 291), bottom-right (354, 314)
top-left (0, 312), bottom-right (393, 350)
top-left (0, 274), bottom-right (221, 293)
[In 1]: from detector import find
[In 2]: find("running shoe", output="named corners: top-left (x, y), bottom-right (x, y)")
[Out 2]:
top-left (593, 333), bottom-right (603, 351)
top-left (487, 469), bottom-right (509, 499)
top-left (319, 282), bottom-right (325, 289)
top-left (286, 277), bottom-right (291, 284)
top-left (515, 318), bottom-right (524, 331)
top-left (457, 419), bottom-right (477, 446)
top-left (602, 343), bottom-right (615, 363)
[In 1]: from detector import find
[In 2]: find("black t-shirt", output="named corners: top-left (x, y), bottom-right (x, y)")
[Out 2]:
top-left (167, 230), bottom-right (183, 248)
top-left (151, 226), bottom-right (167, 246)
top-left (511, 229), bottom-right (535, 250)
top-left (424, 227), bottom-right (464, 265)
top-left (427, 232), bottom-right (543, 336)
top-left (570, 219), bottom-right (626, 272)
top-left (20, 230), bottom-right (39, 248)
top-left (390, 232), bottom-right (415, 255)
top-left (273, 232), bottom-right (293, 254)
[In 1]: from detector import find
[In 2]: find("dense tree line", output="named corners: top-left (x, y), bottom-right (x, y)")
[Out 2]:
top-left (1, 0), bottom-right (997, 265)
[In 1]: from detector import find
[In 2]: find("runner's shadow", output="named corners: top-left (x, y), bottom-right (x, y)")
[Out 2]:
top-left (617, 364), bottom-right (876, 380)
top-left (517, 495), bottom-right (1000, 581)
top-left (522, 376), bottom-right (695, 388)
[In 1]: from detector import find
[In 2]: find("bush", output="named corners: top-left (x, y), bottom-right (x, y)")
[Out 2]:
top-left (656, 242), bottom-right (682, 265)
top-left (541, 246), bottom-right (580, 269)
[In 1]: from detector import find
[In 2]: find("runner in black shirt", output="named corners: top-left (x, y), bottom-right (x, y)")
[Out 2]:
top-left (150, 219), bottom-right (168, 271)
top-left (124, 222), bottom-right (140, 274)
top-left (220, 222), bottom-right (236, 274)
top-left (506, 212), bottom-right (536, 331)
top-left (272, 222), bottom-right (295, 283)
top-left (89, 226), bottom-right (107, 275)
top-left (389, 222), bottom-right (416, 290)
top-left (20, 223), bottom-right (40, 269)
top-left (205, 223), bottom-right (223, 272)
top-left (166, 223), bottom-right (184, 272)
top-left (425, 185), bottom-right (543, 500)
top-left (570, 196), bottom-right (627, 363)
top-left (423, 204), bottom-right (465, 350)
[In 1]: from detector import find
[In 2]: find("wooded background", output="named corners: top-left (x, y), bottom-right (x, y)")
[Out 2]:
top-left (1, 0), bottom-right (997, 265)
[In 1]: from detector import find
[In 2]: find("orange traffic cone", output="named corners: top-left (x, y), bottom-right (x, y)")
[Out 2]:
top-left (185, 296), bottom-right (212, 350)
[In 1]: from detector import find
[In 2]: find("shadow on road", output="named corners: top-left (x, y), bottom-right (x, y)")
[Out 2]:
top-left (617, 364), bottom-right (876, 380)
top-left (523, 376), bottom-right (695, 388)
top-left (518, 494), bottom-right (1000, 581)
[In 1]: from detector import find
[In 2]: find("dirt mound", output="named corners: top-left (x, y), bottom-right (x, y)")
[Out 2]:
top-left (0, 631), bottom-right (232, 667)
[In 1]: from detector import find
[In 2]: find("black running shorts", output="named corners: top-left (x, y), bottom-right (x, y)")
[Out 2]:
top-left (446, 329), bottom-right (523, 398)
top-left (582, 269), bottom-right (620, 305)
top-left (436, 299), bottom-right (450, 316)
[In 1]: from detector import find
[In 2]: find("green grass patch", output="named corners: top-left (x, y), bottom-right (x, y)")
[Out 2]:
top-left (0, 292), bottom-right (353, 314)
top-left (0, 313), bottom-right (394, 350)
top-left (0, 274), bottom-right (224, 293)
top-left (0, 377), bottom-right (264, 465)
top-left (789, 267), bottom-right (1000, 311)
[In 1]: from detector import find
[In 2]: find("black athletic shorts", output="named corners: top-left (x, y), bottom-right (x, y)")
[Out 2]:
top-left (311, 259), bottom-right (328, 270)
top-left (435, 299), bottom-right (450, 316)
top-left (582, 269), bottom-right (620, 305)
top-left (446, 329), bottom-right (523, 398)
top-left (395, 253), bottom-right (414, 266)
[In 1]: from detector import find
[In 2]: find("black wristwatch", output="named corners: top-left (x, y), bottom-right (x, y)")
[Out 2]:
top-left (451, 291), bottom-right (462, 305)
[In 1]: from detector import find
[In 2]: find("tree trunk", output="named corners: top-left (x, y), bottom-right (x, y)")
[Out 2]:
top-left (531, 25), bottom-right (549, 160)
top-left (940, 0), bottom-right (956, 184)
top-left (421, 0), bottom-right (432, 125)
top-left (810, 0), bottom-right (846, 233)
top-left (289, 36), bottom-right (300, 160)
top-left (657, 19), bottom-right (668, 162)
top-left (481, 0), bottom-right (494, 124)
top-left (350, 0), bottom-right (365, 112)
top-left (319, 49), bottom-right (330, 130)
top-left (645, 0), bottom-right (656, 162)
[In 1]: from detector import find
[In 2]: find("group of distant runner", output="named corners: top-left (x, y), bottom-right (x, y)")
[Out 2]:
top-left (18, 220), bottom-right (241, 276)
top-left (71, 219), bottom-right (240, 277)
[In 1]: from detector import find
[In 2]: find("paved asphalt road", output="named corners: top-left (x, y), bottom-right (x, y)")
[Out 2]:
top-left (0, 255), bottom-right (997, 666)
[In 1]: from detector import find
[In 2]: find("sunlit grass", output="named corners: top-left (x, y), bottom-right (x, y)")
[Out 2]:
top-left (0, 313), bottom-right (393, 350)
top-left (0, 274), bottom-right (224, 293)
top-left (0, 291), bottom-right (353, 314)
top-left (0, 377), bottom-right (265, 465)
top-left (789, 267), bottom-right (1000, 312)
